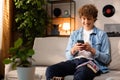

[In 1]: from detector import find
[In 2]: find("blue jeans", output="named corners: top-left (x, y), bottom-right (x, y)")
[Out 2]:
top-left (45, 58), bottom-right (100, 80)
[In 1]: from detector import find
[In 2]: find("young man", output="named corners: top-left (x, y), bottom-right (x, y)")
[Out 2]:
top-left (46, 4), bottom-right (111, 80)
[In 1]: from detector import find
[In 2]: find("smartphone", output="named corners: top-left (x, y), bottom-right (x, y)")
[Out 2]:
top-left (77, 40), bottom-right (84, 44)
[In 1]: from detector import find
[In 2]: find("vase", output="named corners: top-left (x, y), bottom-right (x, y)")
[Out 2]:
top-left (17, 66), bottom-right (35, 80)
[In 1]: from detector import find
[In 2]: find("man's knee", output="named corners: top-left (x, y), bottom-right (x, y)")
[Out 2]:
top-left (46, 66), bottom-right (54, 76)
top-left (74, 66), bottom-right (95, 80)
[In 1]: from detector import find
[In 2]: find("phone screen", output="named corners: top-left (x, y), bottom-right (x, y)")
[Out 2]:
top-left (77, 40), bottom-right (84, 44)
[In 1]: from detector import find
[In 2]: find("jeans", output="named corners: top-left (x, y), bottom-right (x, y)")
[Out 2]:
top-left (45, 58), bottom-right (100, 80)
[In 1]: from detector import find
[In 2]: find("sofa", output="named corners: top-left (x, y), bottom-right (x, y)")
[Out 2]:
top-left (4, 37), bottom-right (120, 80)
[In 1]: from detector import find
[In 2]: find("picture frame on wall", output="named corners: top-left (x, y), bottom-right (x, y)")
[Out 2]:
top-left (104, 24), bottom-right (120, 37)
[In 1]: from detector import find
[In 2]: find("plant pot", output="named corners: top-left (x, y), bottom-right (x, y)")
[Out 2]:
top-left (17, 66), bottom-right (35, 80)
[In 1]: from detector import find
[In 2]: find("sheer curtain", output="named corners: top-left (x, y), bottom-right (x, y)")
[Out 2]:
top-left (0, 0), bottom-right (13, 76)
top-left (0, 0), bottom-right (4, 78)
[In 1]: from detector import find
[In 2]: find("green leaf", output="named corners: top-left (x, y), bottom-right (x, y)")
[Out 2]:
top-left (3, 58), bottom-right (12, 64)
top-left (9, 47), bottom-right (17, 54)
top-left (8, 0), bottom-right (51, 67)
top-left (27, 49), bottom-right (34, 56)
top-left (14, 38), bottom-right (23, 48)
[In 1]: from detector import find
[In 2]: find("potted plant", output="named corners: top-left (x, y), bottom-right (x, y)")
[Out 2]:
top-left (13, 0), bottom-right (51, 48)
top-left (3, 38), bottom-right (35, 80)
top-left (4, 38), bottom-right (34, 67)
top-left (3, 0), bottom-right (50, 80)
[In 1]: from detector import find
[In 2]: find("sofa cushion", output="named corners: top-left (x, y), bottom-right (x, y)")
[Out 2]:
top-left (32, 37), bottom-right (120, 69)
top-left (94, 70), bottom-right (120, 80)
top-left (5, 37), bottom-right (120, 80)
top-left (108, 37), bottom-right (120, 70)
top-left (35, 66), bottom-right (47, 80)
top-left (32, 37), bottom-right (68, 66)
top-left (6, 70), bottom-right (17, 80)
top-left (64, 71), bottom-right (120, 80)
top-left (6, 67), bottom-right (46, 80)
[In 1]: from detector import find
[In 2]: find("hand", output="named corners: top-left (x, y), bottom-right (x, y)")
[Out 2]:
top-left (84, 42), bottom-right (91, 51)
top-left (71, 43), bottom-right (85, 55)
top-left (84, 42), bottom-right (96, 55)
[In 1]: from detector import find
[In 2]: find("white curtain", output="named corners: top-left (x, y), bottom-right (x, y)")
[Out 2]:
top-left (0, 0), bottom-right (13, 76)
top-left (0, 0), bottom-right (4, 77)
top-left (0, 0), bottom-right (3, 50)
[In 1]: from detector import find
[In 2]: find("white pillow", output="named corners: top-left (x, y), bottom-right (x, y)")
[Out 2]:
top-left (32, 37), bottom-right (68, 66)
top-left (108, 37), bottom-right (120, 70)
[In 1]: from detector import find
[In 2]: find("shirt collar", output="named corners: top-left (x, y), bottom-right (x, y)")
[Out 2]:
top-left (79, 26), bottom-right (97, 35)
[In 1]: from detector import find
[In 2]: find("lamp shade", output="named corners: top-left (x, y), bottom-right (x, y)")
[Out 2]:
top-left (62, 23), bottom-right (70, 31)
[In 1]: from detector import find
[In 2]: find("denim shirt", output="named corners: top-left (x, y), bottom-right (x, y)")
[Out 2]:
top-left (65, 27), bottom-right (111, 73)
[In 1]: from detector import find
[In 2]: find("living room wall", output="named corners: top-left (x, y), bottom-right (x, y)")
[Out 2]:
top-left (51, 0), bottom-right (120, 32)
top-left (74, 0), bottom-right (120, 30)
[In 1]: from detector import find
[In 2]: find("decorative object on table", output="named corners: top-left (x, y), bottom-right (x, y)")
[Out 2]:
top-left (51, 24), bottom-right (60, 36)
top-left (3, 0), bottom-right (50, 80)
top-left (64, 10), bottom-right (70, 17)
top-left (102, 4), bottom-right (115, 17)
top-left (48, 0), bottom-right (76, 36)
top-left (53, 8), bottom-right (62, 17)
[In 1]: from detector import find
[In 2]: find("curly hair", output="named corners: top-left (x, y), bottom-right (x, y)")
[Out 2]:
top-left (78, 4), bottom-right (98, 21)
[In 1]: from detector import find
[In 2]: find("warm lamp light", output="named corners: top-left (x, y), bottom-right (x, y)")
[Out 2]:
top-left (62, 23), bottom-right (70, 35)
top-left (62, 23), bottom-right (70, 31)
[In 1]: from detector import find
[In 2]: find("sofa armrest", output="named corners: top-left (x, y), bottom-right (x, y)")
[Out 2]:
top-left (4, 63), bottom-right (15, 79)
